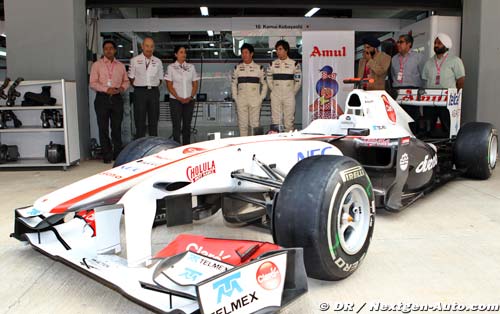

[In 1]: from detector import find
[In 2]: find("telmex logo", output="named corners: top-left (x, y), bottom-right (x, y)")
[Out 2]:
top-left (256, 261), bottom-right (281, 290)
top-left (179, 267), bottom-right (202, 282)
top-left (213, 272), bottom-right (243, 304)
top-left (310, 46), bottom-right (347, 57)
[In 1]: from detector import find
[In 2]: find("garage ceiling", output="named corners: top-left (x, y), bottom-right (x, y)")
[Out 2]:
top-left (86, 0), bottom-right (462, 18)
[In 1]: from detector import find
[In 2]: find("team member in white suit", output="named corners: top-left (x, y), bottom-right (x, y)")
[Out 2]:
top-left (231, 43), bottom-right (268, 137)
top-left (267, 40), bottom-right (302, 132)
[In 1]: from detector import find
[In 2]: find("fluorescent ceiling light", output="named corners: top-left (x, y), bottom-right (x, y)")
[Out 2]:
top-left (214, 51), bottom-right (219, 56)
top-left (0, 51), bottom-right (6, 57)
top-left (129, 50), bottom-right (134, 54)
top-left (209, 43), bottom-right (215, 47)
top-left (207, 30), bottom-right (214, 37)
top-left (1, 33), bottom-right (6, 37)
top-left (305, 8), bottom-right (320, 17)
top-left (200, 7), bottom-right (209, 16)
top-left (117, 44), bottom-right (123, 48)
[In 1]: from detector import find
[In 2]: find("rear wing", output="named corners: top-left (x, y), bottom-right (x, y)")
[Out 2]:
top-left (395, 88), bottom-right (462, 137)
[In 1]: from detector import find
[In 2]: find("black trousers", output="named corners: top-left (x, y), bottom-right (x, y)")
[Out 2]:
top-left (423, 106), bottom-right (450, 137)
top-left (134, 87), bottom-right (160, 138)
top-left (169, 98), bottom-right (194, 145)
top-left (94, 93), bottom-right (123, 160)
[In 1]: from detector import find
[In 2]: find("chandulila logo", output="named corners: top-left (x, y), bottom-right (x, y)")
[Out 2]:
top-left (256, 261), bottom-right (281, 290)
top-left (186, 160), bottom-right (216, 182)
top-left (213, 272), bottom-right (243, 304)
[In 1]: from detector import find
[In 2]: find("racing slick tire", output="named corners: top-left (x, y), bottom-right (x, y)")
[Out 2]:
top-left (113, 137), bottom-right (180, 226)
top-left (454, 122), bottom-right (498, 180)
top-left (273, 155), bottom-right (375, 281)
top-left (114, 137), bottom-right (179, 167)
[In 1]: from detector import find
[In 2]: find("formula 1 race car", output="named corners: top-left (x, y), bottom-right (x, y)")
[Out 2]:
top-left (11, 78), bottom-right (497, 313)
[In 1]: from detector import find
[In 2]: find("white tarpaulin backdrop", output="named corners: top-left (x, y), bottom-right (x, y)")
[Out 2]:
top-left (302, 31), bottom-right (354, 127)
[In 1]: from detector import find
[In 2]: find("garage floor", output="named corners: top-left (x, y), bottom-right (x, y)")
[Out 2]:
top-left (1, 161), bottom-right (500, 314)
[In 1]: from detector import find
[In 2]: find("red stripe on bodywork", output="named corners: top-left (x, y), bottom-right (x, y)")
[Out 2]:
top-left (49, 135), bottom-right (356, 214)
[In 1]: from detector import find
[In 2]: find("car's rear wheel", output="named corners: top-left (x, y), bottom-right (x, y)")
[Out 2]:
top-left (273, 155), bottom-right (375, 281)
top-left (114, 137), bottom-right (179, 167)
top-left (454, 122), bottom-right (498, 179)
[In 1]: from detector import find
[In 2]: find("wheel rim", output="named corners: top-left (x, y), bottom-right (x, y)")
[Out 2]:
top-left (336, 184), bottom-right (371, 255)
top-left (489, 135), bottom-right (498, 169)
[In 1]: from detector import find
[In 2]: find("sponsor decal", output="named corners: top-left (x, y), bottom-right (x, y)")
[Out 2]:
top-left (381, 95), bottom-right (396, 123)
top-left (340, 166), bottom-right (365, 182)
top-left (137, 160), bottom-right (161, 167)
top-left (100, 171), bottom-right (123, 180)
top-left (372, 125), bottom-right (387, 131)
top-left (183, 146), bottom-right (207, 154)
top-left (186, 160), bottom-right (216, 182)
top-left (360, 138), bottom-right (391, 147)
top-left (27, 208), bottom-right (40, 216)
top-left (212, 272), bottom-right (259, 313)
top-left (186, 242), bottom-right (232, 261)
top-left (179, 267), bottom-right (203, 282)
top-left (449, 93), bottom-right (460, 106)
top-left (335, 256), bottom-right (360, 273)
top-left (310, 46), bottom-right (347, 57)
top-left (401, 137), bottom-right (411, 145)
top-left (415, 154), bottom-right (437, 173)
top-left (213, 272), bottom-right (244, 304)
top-left (297, 146), bottom-right (333, 161)
top-left (118, 165), bottom-right (141, 172)
top-left (256, 261), bottom-right (281, 290)
top-left (399, 153), bottom-right (409, 171)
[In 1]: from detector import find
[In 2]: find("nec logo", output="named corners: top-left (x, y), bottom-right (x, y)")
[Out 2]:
top-left (297, 146), bottom-right (333, 161)
top-left (179, 267), bottom-right (203, 282)
top-left (213, 272), bottom-right (243, 304)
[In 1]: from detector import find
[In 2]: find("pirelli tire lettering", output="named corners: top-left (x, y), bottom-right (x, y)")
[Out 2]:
top-left (274, 155), bottom-right (374, 281)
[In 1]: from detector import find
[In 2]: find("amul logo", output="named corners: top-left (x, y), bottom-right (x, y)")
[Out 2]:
top-left (213, 272), bottom-right (243, 304)
top-left (256, 261), bottom-right (281, 290)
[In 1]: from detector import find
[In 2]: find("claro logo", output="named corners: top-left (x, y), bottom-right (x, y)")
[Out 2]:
top-left (186, 242), bottom-right (231, 261)
top-left (310, 46), bottom-right (347, 57)
top-left (256, 261), bottom-right (281, 290)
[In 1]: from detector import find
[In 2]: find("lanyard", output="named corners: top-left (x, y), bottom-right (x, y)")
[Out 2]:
top-left (145, 57), bottom-right (151, 70)
top-left (434, 53), bottom-right (448, 75)
top-left (105, 60), bottom-right (116, 80)
top-left (397, 53), bottom-right (410, 83)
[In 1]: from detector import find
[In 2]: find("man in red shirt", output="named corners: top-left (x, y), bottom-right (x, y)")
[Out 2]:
top-left (89, 40), bottom-right (130, 163)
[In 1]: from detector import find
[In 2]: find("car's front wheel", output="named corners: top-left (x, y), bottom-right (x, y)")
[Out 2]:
top-left (273, 155), bottom-right (375, 281)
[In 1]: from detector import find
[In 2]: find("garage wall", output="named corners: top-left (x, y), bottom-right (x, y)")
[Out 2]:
top-left (462, 0), bottom-right (500, 132)
top-left (4, 0), bottom-right (89, 158)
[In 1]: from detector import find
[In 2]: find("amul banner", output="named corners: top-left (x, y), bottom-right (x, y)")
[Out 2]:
top-left (302, 31), bottom-right (354, 127)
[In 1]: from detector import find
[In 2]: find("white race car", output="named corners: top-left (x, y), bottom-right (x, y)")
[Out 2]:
top-left (11, 78), bottom-right (497, 313)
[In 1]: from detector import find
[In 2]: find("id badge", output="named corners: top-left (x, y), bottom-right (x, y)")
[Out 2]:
top-left (435, 75), bottom-right (440, 85)
top-left (397, 71), bottom-right (403, 82)
top-left (107, 79), bottom-right (112, 87)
